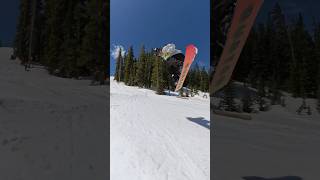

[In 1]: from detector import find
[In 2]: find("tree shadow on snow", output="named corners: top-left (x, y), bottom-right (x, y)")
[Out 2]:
top-left (242, 176), bottom-right (303, 180)
top-left (186, 117), bottom-right (210, 130)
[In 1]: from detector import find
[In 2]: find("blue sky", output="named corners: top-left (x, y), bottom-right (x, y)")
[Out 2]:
top-left (0, 1), bottom-right (19, 46)
top-left (110, 0), bottom-right (210, 75)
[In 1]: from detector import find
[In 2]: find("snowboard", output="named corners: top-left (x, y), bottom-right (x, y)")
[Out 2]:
top-left (175, 44), bottom-right (198, 92)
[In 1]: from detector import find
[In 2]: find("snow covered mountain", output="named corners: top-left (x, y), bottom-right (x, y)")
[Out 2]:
top-left (110, 78), bottom-right (210, 180)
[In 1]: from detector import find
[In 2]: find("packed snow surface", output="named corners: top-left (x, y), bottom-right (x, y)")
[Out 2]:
top-left (0, 48), bottom-right (108, 180)
top-left (213, 93), bottom-right (320, 180)
top-left (110, 79), bottom-right (210, 180)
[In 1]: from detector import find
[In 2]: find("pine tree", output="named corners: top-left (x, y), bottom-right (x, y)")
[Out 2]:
top-left (114, 48), bottom-right (123, 81)
top-left (315, 21), bottom-right (320, 113)
top-left (70, 1), bottom-right (88, 76)
top-left (144, 52), bottom-right (154, 88)
top-left (189, 68), bottom-right (195, 89)
top-left (13, 0), bottom-right (108, 81)
top-left (33, 0), bottom-right (46, 64)
top-left (163, 60), bottom-right (170, 90)
top-left (235, 27), bottom-right (256, 83)
top-left (79, 0), bottom-right (105, 81)
top-left (14, 0), bottom-right (32, 64)
top-left (95, 0), bottom-right (108, 84)
top-left (194, 63), bottom-right (201, 89)
top-left (130, 58), bottom-right (137, 86)
top-left (124, 46), bottom-right (134, 85)
top-left (136, 45), bottom-right (146, 87)
top-left (151, 56), bottom-right (165, 94)
top-left (219, 82), bottom-right (237, 112)
top-left (248, 24), bottom-right (267, 88)
top-left (200, 67), bottom-right (209, 92)
top-left (157, 57), bottom-right (165, 95)
top-left (288, 14), bottom-right (315, 97)
top-left (43, 0), bottom-right (66, 73)
top-left (262, 3), bottom-right (291, 103)
top-left (120, 53), bottom-right (126, 82)
top-left (59, 0), bottom-right (79, 77)
top-left (151, 55), bottom-right (158, 89)
top-left (317, 84), bottom-right (320, 113)
top-left (241, 86), bottom-right (253, 113)
top-left (257, 79), bottom-right (267, 111)
top-left (102, 0), bottom-right (109, 81)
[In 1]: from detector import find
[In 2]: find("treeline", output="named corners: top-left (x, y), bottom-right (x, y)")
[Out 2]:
top-left (213, 2), bottom-right (320, 113)
top-left (14, 0), bottom-right (109, 80)
top-left (114, 46), bottom-right (209, 95)
top-left (235, 3), bottom-right (320, 101)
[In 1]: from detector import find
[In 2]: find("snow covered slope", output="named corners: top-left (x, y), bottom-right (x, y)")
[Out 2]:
top-left (0, 48), bottom-right (108, 180)
top-left (213, 96), bottom-right (320, 180)
top-left (110, 79), bottom-right (210, 180)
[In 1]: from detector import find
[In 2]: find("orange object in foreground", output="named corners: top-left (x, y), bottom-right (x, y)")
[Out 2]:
top-left (210, 0), bottom-right (264, 95)
top-left (175, 44), bottom-right (198, 92)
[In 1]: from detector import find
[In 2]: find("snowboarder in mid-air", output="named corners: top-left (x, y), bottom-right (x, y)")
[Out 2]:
top-left (155, 43), bottom-right (198, 92)
top-left (153, 44), bottom-right (184, 83)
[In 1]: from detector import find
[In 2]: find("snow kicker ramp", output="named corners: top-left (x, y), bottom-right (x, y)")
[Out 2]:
top-left (110, 80), bottom-right (210, 180)
top-left (0, 48), bottom-right (108, 180)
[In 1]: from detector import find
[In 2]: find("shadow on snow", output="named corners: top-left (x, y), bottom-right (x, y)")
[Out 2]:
top-left (186, 117), bottom-right (210, 130)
